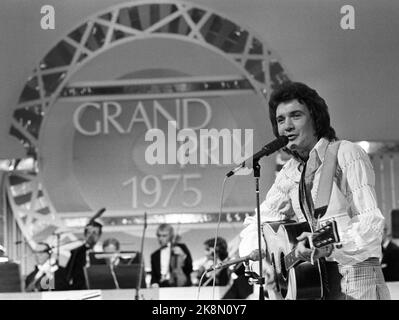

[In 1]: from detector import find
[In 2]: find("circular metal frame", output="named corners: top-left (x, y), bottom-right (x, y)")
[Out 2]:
top-left (6, 0), bottom-right (291, 248)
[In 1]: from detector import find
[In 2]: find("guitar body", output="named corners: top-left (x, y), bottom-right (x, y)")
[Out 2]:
top-left (262, 221), bottom-right (323, 300)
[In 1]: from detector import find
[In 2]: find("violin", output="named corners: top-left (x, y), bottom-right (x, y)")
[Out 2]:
top-left (169, 233), bottom-right (189, 287)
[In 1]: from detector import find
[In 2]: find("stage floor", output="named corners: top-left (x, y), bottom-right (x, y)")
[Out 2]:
top-left (0, 283), bottom-right (397, 300)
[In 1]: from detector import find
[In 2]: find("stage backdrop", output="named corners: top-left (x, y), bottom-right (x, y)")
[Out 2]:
top-left (3, 0), bottom-right (291, 269)
top-left (2, 0), bottom-right (398, 271)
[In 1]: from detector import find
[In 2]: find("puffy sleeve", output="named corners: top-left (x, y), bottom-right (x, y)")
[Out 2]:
top-left (332, 142), bottom-right (385, 263)
top-left (239, 164), bottom-right (295, 257)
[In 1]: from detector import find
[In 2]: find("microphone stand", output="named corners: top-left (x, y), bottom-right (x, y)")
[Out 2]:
top-left (135, 212), bottom-right (147, 300)
top-left (253, 158), bottom-right (265, 300)
top-left (55, 233), bottom-right (61, 267)
top-left (110, 263), bottom-right (120, 289)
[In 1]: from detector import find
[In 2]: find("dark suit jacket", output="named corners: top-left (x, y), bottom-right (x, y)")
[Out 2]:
top-left (382, 241), bottom-right (399, 281)
top-left (201, 268), bottom-right (230, 287)
top-left (55, 244), bottom-right (88, 290)
top-left (221, 263), bottom-right (253, 299)
top-left (150, 243), bottom-right (193, 287)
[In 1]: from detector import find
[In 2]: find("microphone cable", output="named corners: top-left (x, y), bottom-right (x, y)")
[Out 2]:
top-left (196, 269), bottom-right (209, 300)
top-left (211, 175), bottom-right (228, 300)
top-left (195, 175), bottom-right (228, 300)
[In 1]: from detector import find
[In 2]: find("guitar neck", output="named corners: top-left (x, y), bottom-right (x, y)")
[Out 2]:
top-left (284, 244), bottom-right (322, 270)
top-left (284, 220), bottom-right (339, 270)
top-left (284, 250), bottom-right (300, 270)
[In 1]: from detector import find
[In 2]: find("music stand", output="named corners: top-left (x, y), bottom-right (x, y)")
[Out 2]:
top-left (88, 252), bottom-right (107, 266)
top-left (84, 265), bottom-right (119, 290)
top-left (114, 264), bottom-right (146, 289)
top-left (89, 251), bottom-right (140, 265)
top-left (84, 263), bottom-right (146, 289)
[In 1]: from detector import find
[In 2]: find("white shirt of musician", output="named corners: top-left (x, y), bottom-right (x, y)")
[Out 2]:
top-left (239, 138), bottom-right (385, 266)
top-left (36, 260), bottom-right (55, 281)
top-left (160, 242), bottom-right (171, 281)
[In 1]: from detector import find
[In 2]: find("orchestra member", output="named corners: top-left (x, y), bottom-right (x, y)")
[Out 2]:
top-left (381, 224), bottom-right (399, 281)
top-left (25, 242), bottom-right (56, 292)
top-left (150, 223), bottom-right (192, 287)
top-left (196, 237), bottom-right (230, 286)
top-left (55, 213), bottom-right (103, 290)
top-left (102, 237), bottom-right (141, 266)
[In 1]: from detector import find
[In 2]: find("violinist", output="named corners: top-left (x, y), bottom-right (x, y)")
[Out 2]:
top-left (25, 242), bottom-right (56, 292)
top-left (54, 216), bottom-right (103, 290)
top-left (150, 223), bottom-right (193, 287)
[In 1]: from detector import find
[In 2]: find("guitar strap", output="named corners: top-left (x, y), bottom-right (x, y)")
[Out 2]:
top-left (298, 140), bottom-right (341, 300)
top-left (313, 141), bottom-right (341, 221)
top-left (298, 141), bottom-right (341, 228)
top-left (298, 162), bottom-right (314, 230)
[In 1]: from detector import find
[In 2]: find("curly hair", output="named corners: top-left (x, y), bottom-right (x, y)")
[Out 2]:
top-left (204, 237), bottom-right (228, 261)
top-left (268, 81), bottom-right (337, 141)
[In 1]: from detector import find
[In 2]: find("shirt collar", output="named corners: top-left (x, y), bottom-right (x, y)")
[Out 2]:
top-left (287, 138), bottom-right (330, 183)
top-left (160, 242), bottom-right (171, 250)
top-left (292, 137), bottom-right (330, 166)
top-left (311, 137), bottom-right (330, 164)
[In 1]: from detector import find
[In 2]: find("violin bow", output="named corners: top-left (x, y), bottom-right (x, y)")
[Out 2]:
top-left (88, 207), bottom-right (106, 225)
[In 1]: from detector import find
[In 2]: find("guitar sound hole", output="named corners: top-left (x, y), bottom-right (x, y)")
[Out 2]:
top-left (279, 252), bottom-right (288, 298)
top-left (271, 254), bottom-right (280, 292)
top-left (280, 252), bottom-right (288, 280)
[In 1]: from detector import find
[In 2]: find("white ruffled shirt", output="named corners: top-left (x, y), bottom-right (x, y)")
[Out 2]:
top-left (239, 138), bottom-right (385, 266)
top-left (160, 243), bottom-right (171, 280)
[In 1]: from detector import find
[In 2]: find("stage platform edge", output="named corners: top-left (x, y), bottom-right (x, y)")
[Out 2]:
top-left (0, 283), bottom-right (397, 300)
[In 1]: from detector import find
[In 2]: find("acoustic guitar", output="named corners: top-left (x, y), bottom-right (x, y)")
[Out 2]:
top-left (262, 220), bottom-right (340, 300)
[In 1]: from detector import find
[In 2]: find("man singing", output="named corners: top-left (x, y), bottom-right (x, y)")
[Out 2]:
top-left (239, 82), bottom-right (390, 300)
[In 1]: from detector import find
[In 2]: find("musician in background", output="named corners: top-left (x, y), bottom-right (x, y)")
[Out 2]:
top-left (196, 237), bottom-right (230, 286)
top-left (150, 223), bottom-right (193, 287)
top-left (102, 238), bottom-right (122, 266)
top-left (222, 262), bottom-right (254, 299)
top-left (25, 242), bottom-right (55, 292)
top-left (381, 224), bottom-right (399, 281)
top-left (239, 82), bottom-right (390, 299)
top-left (102, 237), bottom-right (141, 266)
top-left (55, 218), bottom-right (103, 290)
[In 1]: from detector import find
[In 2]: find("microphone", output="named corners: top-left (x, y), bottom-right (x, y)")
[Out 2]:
top-left (226, 136), bottom-right (288, 177)
top-left (206, 249), bottom-right (264, 272)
